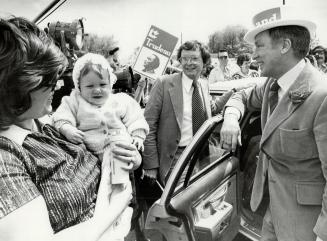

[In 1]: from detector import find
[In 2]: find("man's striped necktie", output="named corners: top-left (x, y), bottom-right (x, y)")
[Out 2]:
top-left (269, 79), bottom-right (280, 115)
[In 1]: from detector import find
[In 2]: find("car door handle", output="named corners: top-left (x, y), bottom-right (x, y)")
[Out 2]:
top-left (154, 216), bottom-right (182, 228)
top-left (168, 219), bottom-right (182, 227)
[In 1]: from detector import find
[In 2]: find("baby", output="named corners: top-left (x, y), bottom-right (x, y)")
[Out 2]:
top-left (52, 53), bottom-right (149, 240)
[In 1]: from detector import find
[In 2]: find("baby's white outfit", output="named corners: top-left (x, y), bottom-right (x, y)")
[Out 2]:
top-left (53, 90), bottom-right (149, 240)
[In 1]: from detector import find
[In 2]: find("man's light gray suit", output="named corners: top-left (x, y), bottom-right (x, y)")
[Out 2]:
top-left (226, 63), bottom-right (327, 241)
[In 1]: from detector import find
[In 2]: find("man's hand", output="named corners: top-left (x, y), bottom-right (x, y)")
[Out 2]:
top-left (60, 124), bottom-right (85, 144)
top-left (220, 113), bottom-right (242, 152)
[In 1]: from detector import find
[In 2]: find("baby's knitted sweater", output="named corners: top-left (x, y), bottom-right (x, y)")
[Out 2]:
top-left (52, 90), bottom-right (149, 154)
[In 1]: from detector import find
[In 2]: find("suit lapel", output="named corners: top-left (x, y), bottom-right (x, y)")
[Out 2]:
top-left (260, 95), bottom-right (295, 146)
top-left (260, 63), bottom-right (313, 146)
top-left (168, 73), bottom-right (183, 130)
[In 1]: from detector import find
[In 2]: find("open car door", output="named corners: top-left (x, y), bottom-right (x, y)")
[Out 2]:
top-left (145, 115), bottom-right (241, 241)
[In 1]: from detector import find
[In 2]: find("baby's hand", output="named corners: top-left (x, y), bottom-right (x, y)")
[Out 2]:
top-left (60, 124), bottom-right (85, 144)
top-left (132, 136), bottom-right (144, 152)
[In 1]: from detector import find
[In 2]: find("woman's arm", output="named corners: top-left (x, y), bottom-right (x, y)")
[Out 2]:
top-left (0, 163), bottom-right (132, 241)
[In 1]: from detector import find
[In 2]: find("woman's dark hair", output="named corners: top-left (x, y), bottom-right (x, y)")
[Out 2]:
top-left (0, 17), bottom-right (67, 130)
top-left (177, 40), bottom-right (211, 65)
top-left (236, 53), bottom-right (251, 67)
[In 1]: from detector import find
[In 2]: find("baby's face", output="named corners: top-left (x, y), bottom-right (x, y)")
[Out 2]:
top-left (80, 69), bottom-right (111, 106)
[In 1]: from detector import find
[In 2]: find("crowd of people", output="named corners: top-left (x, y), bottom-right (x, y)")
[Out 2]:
top-left (0, 4), bottom-right (327, 241)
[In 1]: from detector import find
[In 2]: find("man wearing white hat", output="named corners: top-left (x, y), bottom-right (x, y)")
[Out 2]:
top-left (220, 5), bottom-right (327, 241)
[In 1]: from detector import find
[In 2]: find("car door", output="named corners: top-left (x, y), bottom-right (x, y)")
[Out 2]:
top-left (145, 115), bottom-right (241, 241)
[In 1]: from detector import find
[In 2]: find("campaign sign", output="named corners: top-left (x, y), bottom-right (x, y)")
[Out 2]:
top-left (133, 25), bottom-right (178, 79)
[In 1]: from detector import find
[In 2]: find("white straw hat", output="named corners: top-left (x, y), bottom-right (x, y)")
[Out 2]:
top-left (244, 6), bottom-right (316, 44)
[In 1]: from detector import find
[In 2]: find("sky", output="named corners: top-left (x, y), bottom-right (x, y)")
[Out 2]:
top-left (1, 0), bottom-right (327, 62)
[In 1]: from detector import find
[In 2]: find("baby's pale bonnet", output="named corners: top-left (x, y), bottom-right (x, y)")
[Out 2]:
top-left (72, 53), bottom-right (117, 90)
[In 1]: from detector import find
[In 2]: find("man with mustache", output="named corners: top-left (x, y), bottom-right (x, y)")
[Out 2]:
top-left (311, 45), bottom-right (327, 74)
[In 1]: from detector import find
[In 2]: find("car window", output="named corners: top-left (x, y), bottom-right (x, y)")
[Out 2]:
top-left (192, 130), bottom-right (227, 175)
top-left (174, 122), bottom-right (229, 189)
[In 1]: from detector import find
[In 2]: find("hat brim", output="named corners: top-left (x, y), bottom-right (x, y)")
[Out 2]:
top-left (244, 19), bottom-right (316, 44)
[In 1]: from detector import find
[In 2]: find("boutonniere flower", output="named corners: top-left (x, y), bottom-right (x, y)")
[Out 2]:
top-left (288, 88), bottom-right (311, 104)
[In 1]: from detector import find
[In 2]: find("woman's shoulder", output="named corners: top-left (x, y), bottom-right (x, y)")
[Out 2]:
top-left (0, 123), bottom-right (54, 162)
top-left (0, 135), bottom-right (26, 158)
top-left (0, 125), bottom-right (31, 146)
top-left (0, 132), bottom-right (34, 182)
top-left (0, 136), bottom-right (40, 220)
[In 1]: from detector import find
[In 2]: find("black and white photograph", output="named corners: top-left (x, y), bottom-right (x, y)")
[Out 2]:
top-left (1, 0), bottom-right (327, 241)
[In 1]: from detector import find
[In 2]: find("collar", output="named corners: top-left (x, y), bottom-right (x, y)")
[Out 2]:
top-left (182, 72), bottom-right (195, 93)
top-left (0, 125), bottom-right (30, 145)
top-left (277, 59), bottom-right (305, 93)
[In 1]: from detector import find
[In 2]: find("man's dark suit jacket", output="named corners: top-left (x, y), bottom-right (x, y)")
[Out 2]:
top-left (143, 72), bottom-right (232, 184)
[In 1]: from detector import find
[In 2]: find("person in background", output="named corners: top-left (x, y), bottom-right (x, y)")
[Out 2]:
top-left (52, 53), bottom-right (149, 240)
top-left (220, 5), bottom-right (327, 241)
top-left (232, 53), bottom-right (259, 79)
top-left (201, 47), bottom-right (213, 80)
top-left (165, 58), bottom-right (183, 75)
top-left (134, 74), bottom-right (157, 108)
top-left (311, 45), bottom-right (327, 73)
top-left (208, 48), bottom-right (233, 83)
top-left (306, 54), bottom-right (318, 68)
top-left (0, 16), bottom-right (141, 241)
top-left (201, 64), bottom-right (214, 79)
top-left (108, 46), bottom-right (121, 72)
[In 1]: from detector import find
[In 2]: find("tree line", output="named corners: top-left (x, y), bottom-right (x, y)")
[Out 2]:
top-left (208, 24), bottom-right (253, 57)
top-left (82, 33), bottom-right (117, 58)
